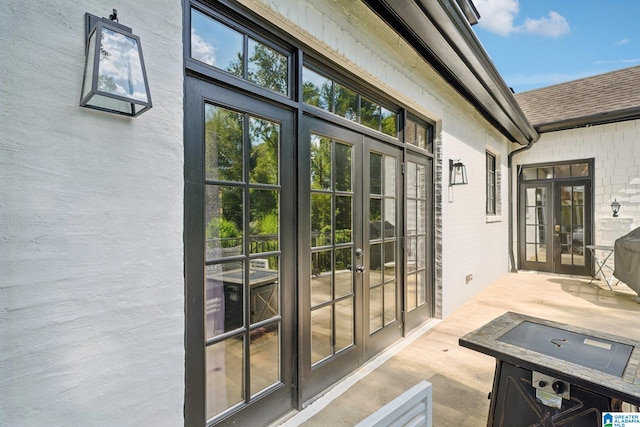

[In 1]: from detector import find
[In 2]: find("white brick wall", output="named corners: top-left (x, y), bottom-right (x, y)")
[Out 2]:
top-left (0, 1), bottom-right (184, 426)
top-left (515, 119), bottom-right (640, 246)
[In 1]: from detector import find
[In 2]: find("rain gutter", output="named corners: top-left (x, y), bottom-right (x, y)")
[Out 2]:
top-left (362, 0), bottom-right (539, 145)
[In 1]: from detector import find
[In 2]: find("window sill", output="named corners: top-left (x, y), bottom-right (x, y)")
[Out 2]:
top-left (486, 215), bottom-right (502, 223)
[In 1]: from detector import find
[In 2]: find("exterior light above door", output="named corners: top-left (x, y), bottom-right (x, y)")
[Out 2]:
top-left (449, 159), bottom-right (468, 185)
top-left (80, 9), bottom-right (152, 117)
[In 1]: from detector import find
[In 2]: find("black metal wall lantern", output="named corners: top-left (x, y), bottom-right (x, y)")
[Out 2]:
top-left (80, 9), bottom-right (152, 117)
top-left (449, 159), bottom-right (468, 185)
top-left (611, 198), bottom-right (621, 217)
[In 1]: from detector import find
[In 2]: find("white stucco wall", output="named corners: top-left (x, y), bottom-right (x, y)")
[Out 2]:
top-left (240, 0), bottom-right (513, 317)
top-left (514, 119), bottom-right (640, 248)
top-left (0, 1), bottom-right (184, 426)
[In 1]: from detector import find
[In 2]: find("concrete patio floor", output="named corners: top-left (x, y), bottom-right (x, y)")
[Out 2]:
top-left (274, 271), bottom-right (640, 426)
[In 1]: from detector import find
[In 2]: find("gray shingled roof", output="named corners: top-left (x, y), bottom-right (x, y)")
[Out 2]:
top-left (514, 65), bottom-right (640, 132)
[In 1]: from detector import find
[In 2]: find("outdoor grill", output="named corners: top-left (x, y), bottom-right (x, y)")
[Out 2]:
top-left (460, 312), bottom-right (640, 426)
top-left (615, 226), bottom-right (640, 298)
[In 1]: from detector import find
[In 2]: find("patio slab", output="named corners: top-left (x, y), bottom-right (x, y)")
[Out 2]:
top-left (273, 271), bottom-right (640, 426)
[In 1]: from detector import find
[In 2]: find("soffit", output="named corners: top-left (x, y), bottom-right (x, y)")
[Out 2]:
top-left (362, 0), bottom-right (538, 145)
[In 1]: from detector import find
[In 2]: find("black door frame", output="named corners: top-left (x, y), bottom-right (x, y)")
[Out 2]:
top-left (517, 160), bottom-right (594, 276)
top-left (184, 76), bottom-right (296, 426)
top-left (298, 115), bottom-right (365, 405)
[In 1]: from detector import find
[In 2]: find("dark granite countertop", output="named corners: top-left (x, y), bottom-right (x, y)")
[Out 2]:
top-left (459, 311), bottom-right (640, 405)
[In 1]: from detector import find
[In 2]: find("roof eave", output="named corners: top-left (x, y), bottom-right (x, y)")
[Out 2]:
top-left (362, 0), bottom-right (538, 145)
top-left (534, 107), bottom-right (640, 133)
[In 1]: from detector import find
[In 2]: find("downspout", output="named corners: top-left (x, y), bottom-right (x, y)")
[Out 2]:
top-left (508, 139), bottom-right (535, 272)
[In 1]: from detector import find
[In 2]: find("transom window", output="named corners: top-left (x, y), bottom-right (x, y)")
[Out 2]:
top-left (302, 67), bottom-right (397, 137)
top-left (191, 7), bottom-right (290, 96)
top-left (522, 162), bottom-right (590, 180)
top-left (406, 116), bottom-right (433, 153)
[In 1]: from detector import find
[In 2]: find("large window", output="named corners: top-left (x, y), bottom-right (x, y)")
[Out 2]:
top-left (486, 151), bottom-right (496, 215)
top-left (302, 67), bottom-right (397, 137)
top-left (190, 7), bottom-right (291, 96)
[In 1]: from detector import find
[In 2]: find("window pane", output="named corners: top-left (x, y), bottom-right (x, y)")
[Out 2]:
top-left (335, 247), bottom-right (353, 298)
top-left (406, 118), bottom-right (427, 149)
top-left (191, 9), bottom-right (243, 76)
top-left (303, 67), bottom-right (332, 110)
top-left (360, 96), bottom-right (380, 130)
top-left (555, 164), bottom-right (570, 178)
top-left (310, 134), bottom-right (332, 190)
top-left (247, 38), bottom-right (288, 95)
top-left (311, 193), bottom-right (332, 247)
top-left (384, 283), bottom-right (396, 324)
top-left (370, 152), bottom-right (382, 195)
top-left (335, 142), bottom-right (353, 191)
top-left (407, 272), bottom-right (417, 311)
top-left (369, 286), bottom-right (383, 333)
top-left (311, 251), bottom-right (331, 306)
top-left (417, 200), bottom-right (426, 234)
top-left (335, 196), bottom-right (352, 244)
top-left (407, 162), bottom-right (417, 198)
top-left (416, 270), bottom-right (427, 305)
top-left (205, 104), bottom-right (243, 182)
top-left (416, 236), bottom-right (426, 269)
top-left (522, 167), bottom-right (537, 180)
top-left (207, 261), bottom-right (244, 334)
top-left (250, 189), bottom-right (279, 253)
top-left (206, 185), bottom-right (244, 260)
top-left (572, 163), bottom-right (589, 177)
top-left (384, 155), bottom-right (396, 196)
top-left (384, 198), bottom-right (396, 237)
top-left (311, 306), bottom-right (332, 365)
top-left (206, 261), bottom-right (243, 338)
top-left (335, 298), bottom-right (354, 352)
top-left (250, 324), bottom-right (280, 396)
top-left (334, 83), bottom-right (357, 121)
top-left (370, 198), bottom-right (382, 240)
top-left (407, 237), bottom-right (417, 273)
top-left (369, 243), bottom-right (382, 285)
top-left (380, 107), bottom-right (397, 137)
top-left (250, 256), bottom-right (279, 323)
top-left (249, 117), bottom-right (279, 185)
top-left (407, 200), bottom-right (417, 236)
top-left (206, 336), bottom-right (244, 419)
top-left (384, 241), bottom-right (396, 279)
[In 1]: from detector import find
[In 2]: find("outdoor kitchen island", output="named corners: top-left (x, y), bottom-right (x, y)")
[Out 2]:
top-left (460, 312), bottom-right (640, 426)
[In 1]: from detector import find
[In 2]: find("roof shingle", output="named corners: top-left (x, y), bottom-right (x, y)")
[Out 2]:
top-left (514, 65), bottom-right (640, 132)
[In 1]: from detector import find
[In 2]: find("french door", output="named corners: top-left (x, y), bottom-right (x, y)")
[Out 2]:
top-left (519, 179), bottom-right (592, 275)
top-left (403, 152), bottom-right (433, 330)
top-left (299, 116), bottom-right (403, 404)
top-left (184, 77), bottom-right (295, 426)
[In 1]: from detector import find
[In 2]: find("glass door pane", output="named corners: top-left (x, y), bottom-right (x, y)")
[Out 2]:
top-left (554, 180), bottom-right (591, 276)
top-left (310, 134), bottom-right (355, 365)
top-left (403, 152), bottom-right (433, 332)
top-left (185, 77), bottom-right (294, 426)
top-left (368, 152), bottom-right (398, 334)
top-left (558, 185), bottom-right (585, 267)
top-left (519, 182), bottom-right (552, 272)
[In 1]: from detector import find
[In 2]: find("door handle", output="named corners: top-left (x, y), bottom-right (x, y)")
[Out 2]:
top-left (355, 265), bottom-right (366, 273)
top-left (554, 225), bottom-right (560, 232)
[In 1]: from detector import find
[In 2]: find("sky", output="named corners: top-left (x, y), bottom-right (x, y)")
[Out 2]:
top-left (471, 0), bottom-right (640, 93)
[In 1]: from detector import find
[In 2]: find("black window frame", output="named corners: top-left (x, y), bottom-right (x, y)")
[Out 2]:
top-left (486, 151), bottom-right (496, 215)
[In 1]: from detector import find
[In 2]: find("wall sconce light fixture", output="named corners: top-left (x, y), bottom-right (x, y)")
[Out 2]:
top-left (449, 159), bottom-right (468, 186)
top-left (611, 198), bottom-right (621, 217)
top-left (80, 9), bottom-right (152, 117)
